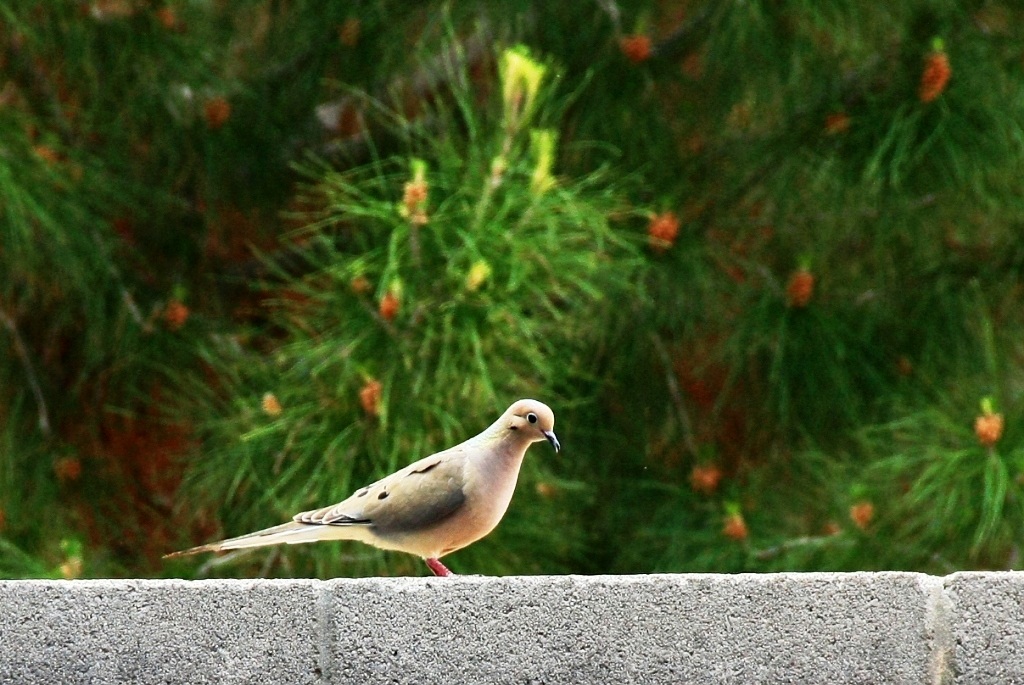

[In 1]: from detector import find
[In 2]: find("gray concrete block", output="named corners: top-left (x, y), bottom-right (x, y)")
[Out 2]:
top-left (325, 572), bottom-right (940, 684)
top-left (946, 571), bottom-right (1024, 684)
top-left (13, 572), bottom-right (1013, 684)
top-left (0, 579), bottom-right (325, 684)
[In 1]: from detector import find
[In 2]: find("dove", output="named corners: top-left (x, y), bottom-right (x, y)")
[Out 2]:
top-left (165, 399), bottom-right (559, 576)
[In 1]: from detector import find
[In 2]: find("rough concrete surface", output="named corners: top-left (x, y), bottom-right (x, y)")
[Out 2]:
top-left (326, 573), bottom-right (937, 685)
top-left (945, 571), bottom-right (1024, 685)
top-left (0, 579), bottom-right (324, 685)
top-left (0, 572), bottom-right (1020, 684)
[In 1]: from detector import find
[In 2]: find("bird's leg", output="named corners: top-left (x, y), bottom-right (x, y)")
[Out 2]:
top-left (425, 558), bottom-right (453, 577)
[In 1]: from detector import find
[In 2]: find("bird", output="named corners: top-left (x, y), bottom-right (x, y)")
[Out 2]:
top-left (164, 399), bottom-right (559, 577)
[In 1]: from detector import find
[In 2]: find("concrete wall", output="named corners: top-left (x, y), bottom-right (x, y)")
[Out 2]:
top-left (1, 572), bottom-right (1021, 684)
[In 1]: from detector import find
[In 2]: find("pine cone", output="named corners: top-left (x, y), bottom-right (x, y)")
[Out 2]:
top-left (60, 556), bottom-right (84, 580)
top-left (465, 260), bottom-right (492, 292)
top-left (350, 275), bottom-right (372, 295)
top-left (204, 97), bottom-right (232, 129)
top-left (647, 212), bottom-right (680, 253)
top-left (535, 482), bottom-right (558, 498)
top-left (261, 392), bottom-right (283, 417)
top-left (849, 501), bottom-right (874, 530)
top-left (155, 7), bottom-right (180, 31)
top-left (359, 379), bottom-right (383, 417)
top-left (338, 18), bottom-right (360, 47)
top-left (786, 268), bottom-right (814, 307)
top-left (33, 145), bottom-right (62, 165)
top-left (164, 300), bottom-right (190, 330)
top-left (723, 512), bottom-right (749, 541)
top-left (402, 178), bottom-right (429, 226)
top-left (690, 464), bottom-right (723, 495)
top-left (975, 412), bottom-right (1004, 447)
top-left (619, 35), bottom-right (652, 64)
top-left (919, 50), bottom-right (951, 103)
top-left (824, 111), bottom-right (850, 135)
top-left (378, 290), bottom-right (400, 321)
top-left (54, 456), bottom-right (83, 483)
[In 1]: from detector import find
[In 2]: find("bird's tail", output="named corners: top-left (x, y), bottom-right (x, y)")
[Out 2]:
top-left (163, 521), bottom-right (331, 559)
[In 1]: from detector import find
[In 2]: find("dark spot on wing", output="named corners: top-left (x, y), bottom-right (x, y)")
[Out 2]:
top-left (356, 488), bottom-right (369, 497)
top-left (377, 491), bottom-right (389, 500)
top-left (413, 461), bottom-right (440, 474)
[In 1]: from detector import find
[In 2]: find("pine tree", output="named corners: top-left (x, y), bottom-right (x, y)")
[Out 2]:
top-left (1, 2), bottom-right (1023, 578)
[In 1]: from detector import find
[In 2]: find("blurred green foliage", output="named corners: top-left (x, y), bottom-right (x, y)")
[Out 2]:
top-left (2, 1), bottom-right (1024, 579)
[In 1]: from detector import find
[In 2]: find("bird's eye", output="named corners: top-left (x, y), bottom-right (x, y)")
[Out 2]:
top-left (527, 412), bottom-right (538, 424)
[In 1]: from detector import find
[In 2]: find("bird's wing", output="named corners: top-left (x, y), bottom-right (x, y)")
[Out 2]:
top-left (295, 447), bottom-right (469, 535)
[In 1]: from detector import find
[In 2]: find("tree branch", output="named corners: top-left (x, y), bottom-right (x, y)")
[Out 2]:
top-left (0, 307), bottom-right (52, 438)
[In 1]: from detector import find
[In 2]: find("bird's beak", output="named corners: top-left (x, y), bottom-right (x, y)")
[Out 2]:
top-left (543, 430), bottom-right (560, 453)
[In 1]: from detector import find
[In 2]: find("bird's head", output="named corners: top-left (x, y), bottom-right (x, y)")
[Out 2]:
top-left (504, 399), bottom-right (559, 452)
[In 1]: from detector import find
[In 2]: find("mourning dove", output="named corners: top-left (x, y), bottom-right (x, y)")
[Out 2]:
top-left (165, 399), bottom-right (559, 576)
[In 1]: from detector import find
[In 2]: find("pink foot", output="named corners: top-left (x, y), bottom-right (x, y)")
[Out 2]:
top-left (425, 558), bottom-right (453, 577)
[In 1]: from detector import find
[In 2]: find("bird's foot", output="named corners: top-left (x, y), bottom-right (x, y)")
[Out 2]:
top-left (425, 558), bottom-right (453, 577)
